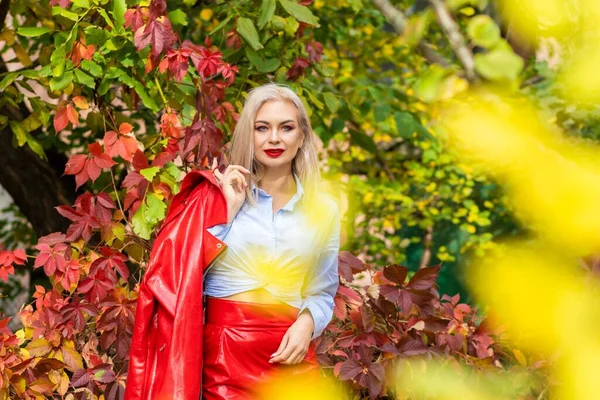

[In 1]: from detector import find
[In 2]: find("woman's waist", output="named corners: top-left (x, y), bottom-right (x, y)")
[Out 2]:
top-left (204, 292), bottom-right (300, 325)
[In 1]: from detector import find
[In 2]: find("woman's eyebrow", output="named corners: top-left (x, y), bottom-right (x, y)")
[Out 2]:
top-left (254, 120), bottom-right (296, 125)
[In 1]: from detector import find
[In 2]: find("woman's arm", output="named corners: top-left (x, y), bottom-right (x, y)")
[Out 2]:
top-left (297, 206), bottom-right (341, 340)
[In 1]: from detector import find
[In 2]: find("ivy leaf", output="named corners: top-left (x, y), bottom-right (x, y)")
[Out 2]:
top-left (236, 17), bottom-right (263, 51)
top-left (75, 69), bottom-right (95, 89)
top-left (467, 15), bottom-right (501, 48)
top-left (278, 0), bottom-right (320, 27)
top-left (474, 48), bottom-right (524, 81)
top-left (140, 166), bottom-right (160, 182)
top-left (134, 16), bottom-right (177, 57)
top-left (168, 9), bottom-right (188, 26)
top-left (17, 27), bottom-right (52, 37)
top-left (54, 102), bottom-right (79, 133)
top-left (258, 0), bottom-right (276, 29)
top-left (323, 92), bottom-right (340, 113)
top-left (112, 0), bottom-right (127, 31)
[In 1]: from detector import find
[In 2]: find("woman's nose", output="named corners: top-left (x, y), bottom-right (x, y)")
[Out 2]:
top-left (269, 128), bottom-right (281, 142)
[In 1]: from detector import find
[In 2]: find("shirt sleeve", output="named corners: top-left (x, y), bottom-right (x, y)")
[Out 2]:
top-left (206, 222), bottom-right (232, 241)
top-left (298, 205), bottom-right (341, 340)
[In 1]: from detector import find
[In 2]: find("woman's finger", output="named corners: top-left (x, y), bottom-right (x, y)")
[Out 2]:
top-left (270, 334), bottom-right (289, 363)
top-left (213, 168), bottom-right (223, 183)
top-left (228, 170), bottom-right (247, 192)
top-left (223, 164), bottom-right (251, 178)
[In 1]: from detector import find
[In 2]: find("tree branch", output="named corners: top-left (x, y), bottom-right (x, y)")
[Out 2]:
top-left (419, 225), bottom-right (434, 269)
top-left (428, 0), bottom-right (477, 81)
top-left (371, 0), bottom-right (450, 67)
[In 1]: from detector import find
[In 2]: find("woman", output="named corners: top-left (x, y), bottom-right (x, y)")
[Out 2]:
top-left (202, 82), bottom-right (341, 399)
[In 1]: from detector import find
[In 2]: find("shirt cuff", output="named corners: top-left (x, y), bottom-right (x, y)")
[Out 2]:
top-left (298, 293), bottom-right (335, 340)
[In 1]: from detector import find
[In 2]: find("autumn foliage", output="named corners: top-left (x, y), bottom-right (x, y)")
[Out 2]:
top-left (0, 0), bottom-right (553, 399)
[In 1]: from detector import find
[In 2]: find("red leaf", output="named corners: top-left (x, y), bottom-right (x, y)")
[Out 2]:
top-left (338, 359), bottom-right (362, 381)
top-left (50, 0), bottom-right (71, 8)
top-left (54, 103), bottom-right (69, 133)
top-left (132, 150), bottom-right (149, 170)
top-left (407, 264), bottom-right (441, 291)
top-left (103, 130), bottom-right (138, 162)
top-left (134, 17), bottom-right (177, 58)
top-left (383, 264), bottom-right (407, 285)
top-left (286, 57), bottom-right (311, 81)
top-left (160, 112), bottom-right (183, 139)
top-left (124, 6), bottom-right (148, 32)
top-left (305, 41), bottom-right (323, 63)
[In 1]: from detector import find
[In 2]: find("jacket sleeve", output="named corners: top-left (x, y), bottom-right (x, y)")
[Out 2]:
top-left (298, 204), bottom-right (341, 340)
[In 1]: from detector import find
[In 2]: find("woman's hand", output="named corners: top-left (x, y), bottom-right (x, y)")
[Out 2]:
top-left (269, 311), bottom-right (314, 364)
top-left (213, 165), bottom-right (251, 224)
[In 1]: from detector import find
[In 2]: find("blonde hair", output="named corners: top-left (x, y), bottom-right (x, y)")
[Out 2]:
top-left (228, 82), bottom-right (321, 207)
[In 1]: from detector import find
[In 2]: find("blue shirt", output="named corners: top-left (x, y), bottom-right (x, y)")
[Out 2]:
top-left (204, 173), bottom-right (340, 340)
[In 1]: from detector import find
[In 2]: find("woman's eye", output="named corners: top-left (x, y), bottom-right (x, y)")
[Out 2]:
top-left (282, 125), bottom-right (294, 131)
top-left (255, 126), bottom-right (267, 132)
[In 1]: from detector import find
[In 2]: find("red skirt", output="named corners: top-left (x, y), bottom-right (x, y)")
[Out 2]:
top-left (202, 296), bottom-right (320, 400)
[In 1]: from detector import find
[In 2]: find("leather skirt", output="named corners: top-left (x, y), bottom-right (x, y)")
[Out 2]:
top-left (201, 296), bottom-right (319, 400)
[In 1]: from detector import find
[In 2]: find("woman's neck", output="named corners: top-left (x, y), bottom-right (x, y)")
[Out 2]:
top-left (258, 168), bottom-right (296, 196)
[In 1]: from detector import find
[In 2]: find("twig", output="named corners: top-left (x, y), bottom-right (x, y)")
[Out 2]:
top-left (428, 0), bottom-right (476, 81)
top-left (371, 0), bottom-right (451, 67)
top-left (418, 225), bottom-right (433, 269)
top-left (372, 0), bottom-right (407, 33)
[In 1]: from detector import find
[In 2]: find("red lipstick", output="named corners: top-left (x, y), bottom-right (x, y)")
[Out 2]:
top-left (264, 149), bottom-right (284, 158)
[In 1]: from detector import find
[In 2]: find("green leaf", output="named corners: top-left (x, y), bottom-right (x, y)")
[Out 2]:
top-left (394, 111), bottom-right (422, 138)
top-left (81, 59), bottom-right (102, 77)
top-left (474, 49), bottom-right (524, 81)
top-left (413, 65), bottom-right (449, 103)
top-left (323, 92), bottom-right (340, 113)
top-left (209, 14), bottom-right (233, 35)
top-left (467, 15), bottom-right (500, 48)
top-left (145, 193), bottom-right (166, 223)
top-left (331, 117), bottom-right (345, 133)
top-left (26, 134), bottom-right (46, 160)
top-left (348, 0), bottom-right (363, 13)
top-left (258, 0), bottom-right (276, 29)
top-left (84, 26), bottom-right (110, 45)
top-left (349, 129), bottom-right (378, 153)
top-left (236, 17), bottom-right (263, 51)
top-left (10, 121), bottom-right (27, 146)
top-left (113, 0), bottom-right (126, 31)
top-left (72, 0), bottom-right (90, 8)
top-left (140, 166), bottom-right (160, 182)
top-left (52, 6), bottom-right (79, 21)
top-left (245, 47), bottom-right (281, 73)
top-left (278, 0), bottom-right (319, 27)
top-left (49, 71), bottom-right (74, 92)
top-left (168, 9), bottom-right (188, 26)
top-left (97, 8), bottom-right (115, 29)
top-left (134, 81), bottom-right (159, 112)
top-left (284, 16), bottom-right (299, 36)
top-left (0, 72), bottom-right (19, 91)
top-left (75, 69), bottom-right (95, 88)
top-left (306, 90), bottom-right (324, 110)
top-left (17, 27), bottom-right (52, 37)
top-left (132, 206), bottom-right (152, 240)
top-left (0, 115), bottom-right (8, 126)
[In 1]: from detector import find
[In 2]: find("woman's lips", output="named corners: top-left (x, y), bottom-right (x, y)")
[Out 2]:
top-left (264, 149), bottom-right (284, 158)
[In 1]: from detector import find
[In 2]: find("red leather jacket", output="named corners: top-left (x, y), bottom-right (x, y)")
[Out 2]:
top-left (124, 169), bottom-right (228, 400)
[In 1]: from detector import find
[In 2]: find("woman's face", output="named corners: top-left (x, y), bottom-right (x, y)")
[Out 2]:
top-left (253, 100), bottom-right (304, 173)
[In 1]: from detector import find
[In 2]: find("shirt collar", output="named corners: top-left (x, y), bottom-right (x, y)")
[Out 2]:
top-left (251, 173), bottom-right (304, 211)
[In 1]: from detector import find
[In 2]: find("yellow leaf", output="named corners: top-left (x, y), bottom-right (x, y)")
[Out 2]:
top-left (512, 349), bottom-right (527, 367)
top-left (72, 96), bottom-right (89, 110)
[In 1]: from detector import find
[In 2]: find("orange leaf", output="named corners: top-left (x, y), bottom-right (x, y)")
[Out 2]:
top-left (66, 104), bottom-right (79, 127)
top-left (119, 122), bottom-right (134, 134)
top-left (72, 96), bottom-right (89, 110)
